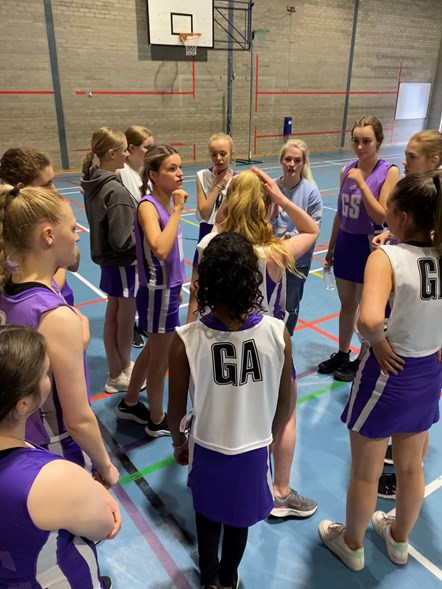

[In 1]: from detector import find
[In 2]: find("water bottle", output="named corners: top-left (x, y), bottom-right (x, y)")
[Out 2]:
top-left (323, 264), bottom-right (336, 290)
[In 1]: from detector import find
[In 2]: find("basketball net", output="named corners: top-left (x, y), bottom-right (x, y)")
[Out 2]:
top-left (179, 32), bottom-right (201, 56)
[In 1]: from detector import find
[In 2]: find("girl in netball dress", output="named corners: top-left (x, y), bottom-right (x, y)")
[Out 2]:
top-left (0, 185), bottom-right (118, 487)
top-left (319, 116), bottom-right (399, 382)
top-left (115, 145), bottom-right (187, 436)
top-left (319, 170), bottom-right (442, 571)
top-left (168, 232), bottom-right (292, 589)
top-left (192, 168), bottom-right (319, 519)
top-left (186, 133), bottom-right (235, 322)
top-left (0, 325), bottom-right (120, 589)
top-left (120, 125), bottom-right (154, 348)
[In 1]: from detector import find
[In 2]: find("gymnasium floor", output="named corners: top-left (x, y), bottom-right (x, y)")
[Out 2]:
top-left (56, 145), bottom-right (442, 589)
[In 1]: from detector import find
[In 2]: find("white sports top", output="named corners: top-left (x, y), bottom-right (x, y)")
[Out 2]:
top-left (196, 168), bottom-right (231, 224)
top-left (176, 315), bottom-right (286, 455)
top-left (381, 243), bottom-right (442, 356)
top-left (120, 162), bottom-right (143, 202)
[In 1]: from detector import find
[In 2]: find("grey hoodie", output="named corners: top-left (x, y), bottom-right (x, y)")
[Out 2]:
top-left (81, 165), bottom-right (136, 267)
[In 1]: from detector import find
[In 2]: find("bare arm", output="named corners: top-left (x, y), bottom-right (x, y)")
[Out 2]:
top-left (271, 328), bottom-right (293, 440)
top-left (197, 170), bottom-right (232, 221)
top-left (167, 332), bottom-right (190, 465)
top-left (139, 189), bottom-right (186, 261)
top-left (186, 266), bottom-right (199, 324)
top-left (28, 460), bottom-right (117, 541)
top-left (358, 249), bottom-right (404, 375)
top-left (347, 165), bottom-right (399, 226)
top-left (38, 307), bottom-right (118, 486)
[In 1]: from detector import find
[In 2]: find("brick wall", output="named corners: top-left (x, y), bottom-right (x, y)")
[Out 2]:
top-left (0, 0), bottom-right (441, 169)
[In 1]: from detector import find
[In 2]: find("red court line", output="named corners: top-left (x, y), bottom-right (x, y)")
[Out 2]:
top-left (75, 90), bottom-right (193, 96)
top-left (91, 392), bottom-right (109, 403)
top-left (75, 298), bottom-right (108, 308)
top-left (298, 319), bottom-right (359, 354)
top-left (64, 196), bottom-right (85, 210)
top-left (0, 90), bottom-right (54, 95)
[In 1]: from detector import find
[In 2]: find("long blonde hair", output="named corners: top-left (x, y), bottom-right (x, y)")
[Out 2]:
top-left (222, 171), bottom-right (295, 272)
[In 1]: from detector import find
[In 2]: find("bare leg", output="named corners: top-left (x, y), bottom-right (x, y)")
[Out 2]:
top-left (145, 332), bottom-right (174, 422)
top-left (344, 431), bottom-right (388, 550)
top-left (103, 297), bottom-right (122, 378)
top-left (391, 432), bottom-right (427, 543)
top-left (124, 344), bottom-right (150, 404)
top-left (336, 278), bottom-right (359, 353)
top-left (116, 297), bottom-right (136, 370)
top-left (272, 380), bottom-right (297, 497)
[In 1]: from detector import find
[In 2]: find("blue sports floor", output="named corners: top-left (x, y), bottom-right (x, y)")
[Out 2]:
top-left (55, 145), bottom-right (442, 588)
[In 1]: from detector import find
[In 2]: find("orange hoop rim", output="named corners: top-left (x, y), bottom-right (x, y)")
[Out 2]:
top-left (178, 32), bottom-right (202, 43)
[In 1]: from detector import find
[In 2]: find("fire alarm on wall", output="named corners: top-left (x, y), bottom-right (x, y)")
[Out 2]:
top-left (287, 5), bottom-right (296, 12)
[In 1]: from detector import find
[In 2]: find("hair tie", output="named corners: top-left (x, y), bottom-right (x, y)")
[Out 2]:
top-left (8, 186), bottom-right (20, 199)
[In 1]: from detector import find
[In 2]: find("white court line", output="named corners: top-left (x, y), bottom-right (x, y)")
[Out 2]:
top-left (323, 206), bottom-right (337, 212)
top-left (387, 475), bottom-right (442, 581)
top-left (70, 271), bottom-right (107, 299)
top-left (76, 222), bottom-right (89, 233)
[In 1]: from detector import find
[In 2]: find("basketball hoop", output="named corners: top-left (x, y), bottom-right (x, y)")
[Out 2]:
top-left (179, 32), bottom-right (202, 56)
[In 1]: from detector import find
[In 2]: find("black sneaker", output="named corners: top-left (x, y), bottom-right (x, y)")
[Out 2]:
top-left (378, 472), bottom-right (396, 500)
top-left (384, 444), bottom-right (393, 465)
top-left (318, 351), bottom-right (350, 374)
top-left (333, 359), bottom-right (360, 382)
top-left (101, 577), bottom-right (112, 589)
top-left (145, 413), bottom-right (170, 438)
top-left (115, 399), bottom-right (150, 424)
top-left (132, 324), bottom-right (144, 348)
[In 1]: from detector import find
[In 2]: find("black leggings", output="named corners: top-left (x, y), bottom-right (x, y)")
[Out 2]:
top-left (195, 512), bottom-right (248, 587)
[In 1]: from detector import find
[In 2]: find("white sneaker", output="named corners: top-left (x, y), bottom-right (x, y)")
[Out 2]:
top-left (123, 361), bottom-right (134, 378)
top-left (104, 371), bottom-right (131, 394)
top-left (122, 361), bottom-right (147, 391)
top-left (318, 520), bottom-right (365, 571)
top-left (371, 511), bottom-right (408, 564)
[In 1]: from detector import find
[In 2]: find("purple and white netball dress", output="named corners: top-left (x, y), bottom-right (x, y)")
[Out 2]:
top-left (135, 194), bottom-right (185, 333)
top-left (176, 313), bottom-right (286, 527)
top-left (0, 447), bottom-right (106, 588)
top-left (342, 243), bottom-right (442, 437)
top-left (334, 159), bottom-right (397, 283)
top-left (0, 282), bottom-right (93, 471)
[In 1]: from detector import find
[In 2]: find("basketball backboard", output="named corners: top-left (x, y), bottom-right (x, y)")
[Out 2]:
top-left (147, 0), bottom-right (214, 48)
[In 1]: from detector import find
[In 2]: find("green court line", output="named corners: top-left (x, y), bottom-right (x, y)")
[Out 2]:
top-left (297, 380), bottom-right (346, 405)
top-left (119, 456), bottom-right (175, 485)
top-left (118, 380), bottom-right (346, 485)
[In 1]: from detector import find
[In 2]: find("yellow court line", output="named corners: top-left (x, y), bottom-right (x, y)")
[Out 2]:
top-left (181, 217), bottom-right (199, 227)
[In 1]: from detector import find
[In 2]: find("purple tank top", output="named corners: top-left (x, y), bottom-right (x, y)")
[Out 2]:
top-left (0, 284), bottom-right (90, 462)
top-left (0, 447), bottom-right (104, 588)
top-left (338, 159), bottom-right (394, 234)
top-left (135, 194), bottom-right (186, 288)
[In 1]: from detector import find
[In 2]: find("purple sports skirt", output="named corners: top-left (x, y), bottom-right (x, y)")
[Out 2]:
top-left (192, 222), bottom-right (213, 267)
top-left (188, 442), bottom-right (273, 528)
top-left (99, 265), bottom-right (138, 298)
top-left (136, 284), bottom-right (181, 334)
top-left (334, 229), bottom-right (373, 284)
top-left (342, 348), bottom-right (441, 438)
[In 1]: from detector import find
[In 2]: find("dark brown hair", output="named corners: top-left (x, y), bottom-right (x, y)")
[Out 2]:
top-left (0, 325), bottom-right (47, 422)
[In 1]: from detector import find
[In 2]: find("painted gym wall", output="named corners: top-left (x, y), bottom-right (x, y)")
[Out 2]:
top-left (0, 0), bottom-right (441, 169)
